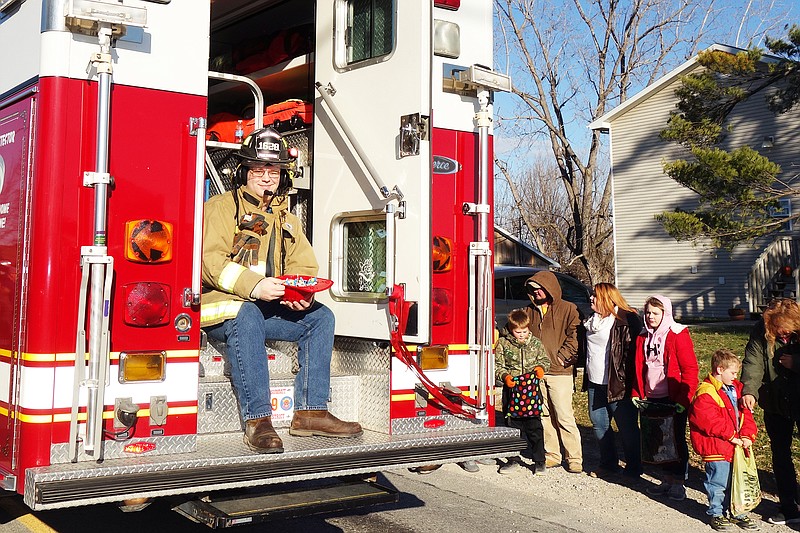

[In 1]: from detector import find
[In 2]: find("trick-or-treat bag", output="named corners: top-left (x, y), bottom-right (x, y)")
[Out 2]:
top-left (639, 402), bottom-right (679, 464)
top-left (507, 373), bottom-right (544, 418)
top-left (731, 445), bottom-right (762, 515)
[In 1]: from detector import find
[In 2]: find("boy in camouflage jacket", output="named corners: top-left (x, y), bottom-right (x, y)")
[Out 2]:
top-left (495, 309), bottom-right (551, 474)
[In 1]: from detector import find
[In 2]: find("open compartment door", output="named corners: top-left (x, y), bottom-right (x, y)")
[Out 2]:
top-left (312, 0), bottom-right (432, 343)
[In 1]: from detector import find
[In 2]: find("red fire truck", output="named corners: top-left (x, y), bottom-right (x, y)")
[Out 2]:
top-left (0, 0), bottom-right (517, 523)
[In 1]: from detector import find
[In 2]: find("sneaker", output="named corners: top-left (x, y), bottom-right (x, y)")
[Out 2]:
top-left (667, 484), bottom-right (686, 501)
top-left (565, 462), bottom-right (583, 474)
top-left (730, 515), bottom-right (759, 531)
top-left (709, 515), bottom-right (733, 531)
top-left (534, 462), bottom-right (546, 474)
top-left (458, 461), bottom-right (479, 473)
top-left (498, 460), bottom-right (522, 474)
top-left (646, 480), bottom-right (671, 496)
top-left (477, 458), bottom-right (496, 466)
top-left (768, 511), bottom-right (800, 525)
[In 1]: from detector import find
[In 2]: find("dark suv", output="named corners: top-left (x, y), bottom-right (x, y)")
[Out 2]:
top-left (494, 266), bottom-right (592, 328)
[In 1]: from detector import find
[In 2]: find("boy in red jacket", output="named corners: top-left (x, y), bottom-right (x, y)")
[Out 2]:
top-left (690, 349), bottom-right (759, 531)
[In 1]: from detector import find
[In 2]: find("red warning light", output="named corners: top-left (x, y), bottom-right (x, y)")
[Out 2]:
top-left (123, 441), bottom-right (157, 454)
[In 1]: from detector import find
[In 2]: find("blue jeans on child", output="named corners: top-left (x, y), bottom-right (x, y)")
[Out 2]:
top-left (206, 299), bottom-right (335, 421)
top-left (704, 460), bottom-right (741, 517)
top-left (705, 460), bottom-right (731, 516)
top-left (587, 382), bottom-right (642, 475)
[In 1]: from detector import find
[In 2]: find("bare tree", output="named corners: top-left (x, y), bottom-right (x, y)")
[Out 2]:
top-left (494, 0), bottom-right (793, 285)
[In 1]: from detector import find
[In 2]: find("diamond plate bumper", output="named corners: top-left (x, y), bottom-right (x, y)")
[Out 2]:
top-left (25, 426), bottom-right (523, 510)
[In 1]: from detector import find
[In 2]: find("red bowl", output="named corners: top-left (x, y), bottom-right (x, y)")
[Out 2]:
top-left (278, 275), bottom-right (333, 302)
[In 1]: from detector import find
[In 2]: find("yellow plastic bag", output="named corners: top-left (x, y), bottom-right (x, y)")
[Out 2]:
top-left (731, 445), bottom-right (761, 516)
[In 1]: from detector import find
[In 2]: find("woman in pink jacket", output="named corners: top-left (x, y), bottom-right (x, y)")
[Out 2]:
top-left (632, 295), bottom-right (699, 502)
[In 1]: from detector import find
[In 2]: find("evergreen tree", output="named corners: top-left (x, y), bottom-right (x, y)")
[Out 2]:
top-left (658, 25), bottom-right (800, 249)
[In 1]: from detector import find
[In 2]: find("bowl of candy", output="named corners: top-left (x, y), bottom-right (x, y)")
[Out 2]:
top-left (278, 275), bottom-right (333, 302)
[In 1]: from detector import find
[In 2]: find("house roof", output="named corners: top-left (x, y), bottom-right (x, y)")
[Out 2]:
top-left (588, 44), bottom-right (758, 131)
top-left (494, 225), bottom-right (560, 267)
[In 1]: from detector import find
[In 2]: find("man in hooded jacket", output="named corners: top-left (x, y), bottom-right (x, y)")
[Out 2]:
top-left (524, 270), bottom-right (583, 473)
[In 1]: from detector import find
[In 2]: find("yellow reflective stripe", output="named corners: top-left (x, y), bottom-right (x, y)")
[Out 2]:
top-left (14, 350), bottom-right (200, 363)
top-left (201, 300), bottom-right (243, 325)
top-left (219, 262), bottom-right (248, 291)
top-left (11, 407), bottom-right (200, 424)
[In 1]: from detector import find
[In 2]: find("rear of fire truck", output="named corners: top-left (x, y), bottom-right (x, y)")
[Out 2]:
top-left (0, 0), bottom-right (520, 521)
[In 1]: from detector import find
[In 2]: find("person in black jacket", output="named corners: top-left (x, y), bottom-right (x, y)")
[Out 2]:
top-left (583, 282), bottom-right (643, 479)
top-left (741, 298), bottom-right (800, 525)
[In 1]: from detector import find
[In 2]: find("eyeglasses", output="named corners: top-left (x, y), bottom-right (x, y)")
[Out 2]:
top-left (247, 166), bottom-right (280, 177)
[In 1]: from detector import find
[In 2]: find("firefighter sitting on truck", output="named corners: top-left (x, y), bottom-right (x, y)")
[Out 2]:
top-left (201, 127), bottom-right (363, 453)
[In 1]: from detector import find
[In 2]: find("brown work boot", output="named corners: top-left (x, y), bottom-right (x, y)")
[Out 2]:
top-left (243, 416), bottom-right (284, 453)
top-left (289, 410), bottom-right (363, 438)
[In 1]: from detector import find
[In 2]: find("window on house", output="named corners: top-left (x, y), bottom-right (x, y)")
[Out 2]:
top-left (770, 198), bottom-right (793, 231)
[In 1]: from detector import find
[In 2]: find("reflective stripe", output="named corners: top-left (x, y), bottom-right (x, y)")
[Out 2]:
top-left (249, 260), bottom-right (267, 276)
top-left (201, 300), bottom-right (244, 325)
top-left (218, 262), bottom-right (248, 291)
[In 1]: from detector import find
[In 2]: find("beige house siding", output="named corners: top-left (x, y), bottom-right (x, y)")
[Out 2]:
top-left (602, 59), bottom-right (800, 318)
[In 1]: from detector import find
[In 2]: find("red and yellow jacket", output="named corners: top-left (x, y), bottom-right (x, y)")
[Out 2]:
top-left (689, 374), bottom-right (758, 462)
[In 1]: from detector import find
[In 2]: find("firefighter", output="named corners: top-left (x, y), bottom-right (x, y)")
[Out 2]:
top-left (201, 128), bottom-right (362, 453)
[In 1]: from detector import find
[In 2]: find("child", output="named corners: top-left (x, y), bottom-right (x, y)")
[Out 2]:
top-left (689, 349), bottom-right (759, 531)
top-left (495, 308), bottom-right (550, 474)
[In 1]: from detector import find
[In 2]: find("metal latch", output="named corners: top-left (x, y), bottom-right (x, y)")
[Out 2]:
top-left (400, 113), bottom-right (429, 158)
top-left (83, 171), bottom-right (112, 187)
top-left (462, 202), bottom-right (490, 215)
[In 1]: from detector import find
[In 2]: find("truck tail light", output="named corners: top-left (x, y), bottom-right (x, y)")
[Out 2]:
top-left (432, 235), bottom-right (453, 272)
top-left (434, 0), bottom-right (460, 9)
top-left (419, 345), bottom-right (449, 370)
top-left (123, 282), bottom-right (170, 326)
top-left (119, 351), bottom-right (166, 383)
top-left (432, 288), bottom-right (453, 325)
top-left (125, 219), bottom-right (173, 263)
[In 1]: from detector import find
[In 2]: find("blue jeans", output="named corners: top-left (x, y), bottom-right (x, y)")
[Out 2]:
top-left (207, 300), bottom-right (334, 421)
top-left (587, 382), bottom-right (642, 474)
top-left (704, 460), bottom-right (732, 517)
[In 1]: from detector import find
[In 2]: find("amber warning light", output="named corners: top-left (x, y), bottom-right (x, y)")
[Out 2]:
top-left (126, 220), bottom-right (173, 263)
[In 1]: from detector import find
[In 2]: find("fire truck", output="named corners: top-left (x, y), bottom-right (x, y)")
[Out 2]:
top-left (0, 0), bottom-right (519, 523)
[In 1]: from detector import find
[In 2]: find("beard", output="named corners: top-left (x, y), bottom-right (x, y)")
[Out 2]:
top-left (532, 295), bottom-right (549, 305)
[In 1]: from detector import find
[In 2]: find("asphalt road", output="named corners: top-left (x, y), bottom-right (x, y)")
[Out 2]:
top-left (0, 466), bottom-right (576, 533)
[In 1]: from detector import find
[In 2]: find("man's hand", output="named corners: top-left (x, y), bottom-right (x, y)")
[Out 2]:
top-left (280, 295), bottom-right (313, 311)
top-left (742, 394), bottom-right (756, 411)
top-left (741, 437), bottom-right (753, 448)
top-left (250, 277), bottom-right (286, 301)
top-left (731, 437), bottom-right (744, 447)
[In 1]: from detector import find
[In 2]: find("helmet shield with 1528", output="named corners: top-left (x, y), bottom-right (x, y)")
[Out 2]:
top-left (237, 127), bottom-right (297, 169)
